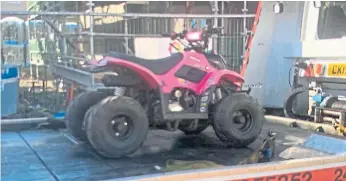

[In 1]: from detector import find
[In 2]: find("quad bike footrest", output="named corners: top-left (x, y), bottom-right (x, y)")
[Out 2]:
top-left (164, 113), bottom-right (208, 121)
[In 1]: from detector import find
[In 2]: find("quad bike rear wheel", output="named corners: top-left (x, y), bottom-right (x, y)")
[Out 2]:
top-left (85, 96), bottom-right (149, 158)
top-left (66, 91), bottom-right (107, 141)
top-left (212, 93), bottom-right (264, 148)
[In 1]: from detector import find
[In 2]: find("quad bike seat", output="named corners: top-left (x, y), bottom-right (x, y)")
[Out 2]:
top-left (106, 52), bottom-right (183, 75)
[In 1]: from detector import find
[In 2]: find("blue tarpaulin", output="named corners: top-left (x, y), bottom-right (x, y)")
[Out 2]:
top-left (302, 134), bottom-right (346, 154)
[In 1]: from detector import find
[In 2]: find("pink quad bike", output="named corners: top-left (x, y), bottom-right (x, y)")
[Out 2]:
top-left (66, 26), bottom-right (264, 158)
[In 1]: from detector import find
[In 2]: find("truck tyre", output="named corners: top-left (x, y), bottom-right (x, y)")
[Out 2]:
top-left (66, 91), bottom-right (107, 141)
top-left (179, 120), bottom-right (209, 135)
top-left (283, 86), bottom-right (308, 118)
top-left (85, 96), bottom-right (149, 158)
top-left (212, 93), bottom-right (264, 148)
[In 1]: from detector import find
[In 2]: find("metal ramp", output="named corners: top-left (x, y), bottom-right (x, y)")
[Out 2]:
top-left (1, 121), bottom-right (293, 181)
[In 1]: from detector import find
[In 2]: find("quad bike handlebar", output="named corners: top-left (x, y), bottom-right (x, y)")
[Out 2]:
top-left (164, 26), bottom-right (223, 41)
top-left (161, 26), bottom-right (230, 70)
top-left (162, 25), bottom-right (224, 53)
top-left (168, 31), bottom-right (187, 40)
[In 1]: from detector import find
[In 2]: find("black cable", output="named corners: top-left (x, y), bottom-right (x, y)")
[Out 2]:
top-left (288, 65), bottom-right (294, 89)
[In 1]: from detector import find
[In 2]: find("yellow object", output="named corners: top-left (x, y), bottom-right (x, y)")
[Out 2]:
top-left (170, 41), bottom-right (183, 53)
top-left (177, 78), bottom-right (187, 84)
top-left (334, 122), bottom-right (346, 136)
top-left (327, 63), bottom-right (346, 77)
top-left (164, 160), bottom-right (223, 172)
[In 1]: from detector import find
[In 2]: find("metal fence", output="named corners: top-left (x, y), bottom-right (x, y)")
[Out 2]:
top-left (2, 9), bottom-right (255, 71)
top-left (1, 6), bottom-right (256, 117)
top-left (62, 16), bottom-right (255, 72)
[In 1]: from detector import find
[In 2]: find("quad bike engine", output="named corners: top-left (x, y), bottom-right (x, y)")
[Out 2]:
top-left (168, 88), bottom-right (197, 112)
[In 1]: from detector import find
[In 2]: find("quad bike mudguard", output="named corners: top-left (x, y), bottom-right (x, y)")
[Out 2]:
top-left (198, 69), bottom-right (244, 93)
top-left (104, 54), bottom-right (163, 89)
top-left (104, 52), bottom-right (244, 93)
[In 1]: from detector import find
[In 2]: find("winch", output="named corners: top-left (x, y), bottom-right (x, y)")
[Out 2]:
top-left (312, 92), bottom-right (346, 135)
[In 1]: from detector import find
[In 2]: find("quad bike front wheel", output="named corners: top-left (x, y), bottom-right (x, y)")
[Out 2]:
top-left (66, 91), bottom-right (108, 141)
top-left (212, 93), bottom-right (264, 148)
top-left (85, 96), bottom-right (149, 158)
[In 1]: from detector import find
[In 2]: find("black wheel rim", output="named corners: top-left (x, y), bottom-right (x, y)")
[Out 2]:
top-left (231, 109), bottom-right (253, 133)
top-left (110, 115), bottom-right (134, 140)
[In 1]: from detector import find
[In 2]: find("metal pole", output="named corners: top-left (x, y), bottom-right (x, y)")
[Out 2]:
top-left (87, 1), bottom-right (94, 58)
top-left (242, 1), bottom-right (248, 54)
top-left (62, 36), bottom-right (67, 65)
top-left (212, 1), bottom-right (219, 53)
top-left (0, 11), bottom-right (255, 18)
top-left (77, 23), bottom-right (83, 55)
top-left (265, 115), bottom-right (338, 135)
top-left (221, 2), bottom-right (225, 32)
top-left (124, 4), bottom-right (129, 54)
top-left (1, 117), bottom-right (49, 125)
top-left (221, 2), bottom-right (225, 56)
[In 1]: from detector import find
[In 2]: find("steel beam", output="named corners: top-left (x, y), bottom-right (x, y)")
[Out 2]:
top-left (62, 32), bottom-right (166, 37)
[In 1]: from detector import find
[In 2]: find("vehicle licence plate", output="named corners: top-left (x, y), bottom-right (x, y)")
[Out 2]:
top-left (327, 63), bottom-right (346, 77)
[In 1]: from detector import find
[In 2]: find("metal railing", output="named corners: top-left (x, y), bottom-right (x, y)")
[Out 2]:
top-left (1, 11), bottom-right (256, 18)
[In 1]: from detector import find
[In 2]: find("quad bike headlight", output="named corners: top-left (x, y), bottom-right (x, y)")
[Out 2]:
top-left (174, 90), bottom-right (182, 98)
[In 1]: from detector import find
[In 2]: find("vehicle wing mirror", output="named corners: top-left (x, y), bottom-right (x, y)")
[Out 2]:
top-left (341, 4), bottom-right (346, 17)
top-left (314, 1), bottom-right (322, 8)
top-left (273, 2), bottom-right (284, 14)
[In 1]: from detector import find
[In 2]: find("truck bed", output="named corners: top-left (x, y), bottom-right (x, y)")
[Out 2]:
top-left (1, 121), bottom-right (314, 181)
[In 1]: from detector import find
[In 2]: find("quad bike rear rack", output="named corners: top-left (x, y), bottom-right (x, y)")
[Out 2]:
top-left (52, 63), bottom-right (107, 90)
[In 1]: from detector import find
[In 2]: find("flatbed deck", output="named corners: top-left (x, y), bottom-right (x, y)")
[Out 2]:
top-left (1, 121), bottom-right (314, 181)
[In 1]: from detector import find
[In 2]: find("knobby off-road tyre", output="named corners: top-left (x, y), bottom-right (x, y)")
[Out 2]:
top-left (66, 91), bottom-right (108, 141)
top-left (212, 93), bottom-right (264, 148)
top-left (85, 96), bottom-right (149, 158)
top-left (179, 120), bottom-right (209, 135)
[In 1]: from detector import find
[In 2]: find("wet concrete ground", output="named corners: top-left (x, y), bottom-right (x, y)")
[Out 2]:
top-left (1, 121), bottom-right (314, 181)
